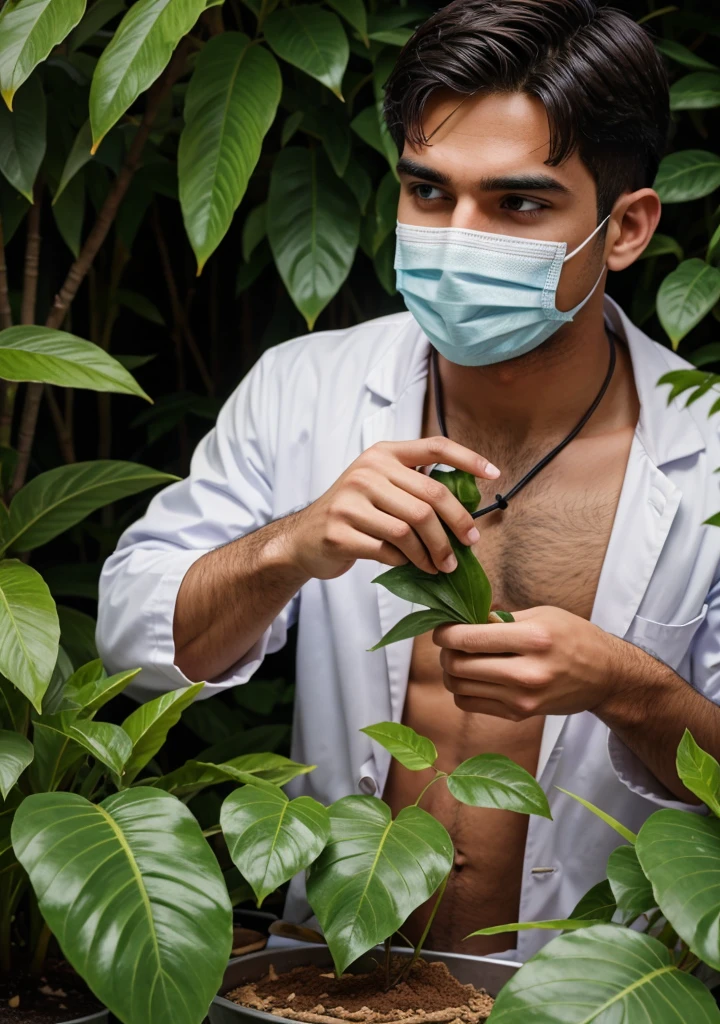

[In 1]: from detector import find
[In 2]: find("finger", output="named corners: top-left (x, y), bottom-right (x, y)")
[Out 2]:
top-left (383, 437), bottom-right (501, 479)
top-left (441, 652), bottom-right (547, 688)
top-left (453, 695), bottom-right (521, 720)
top-left (335, 526), bottom-right (409, 568)
top-left (370, 479), bottom-right (459, 573)
top-left (391, 464), bottom-right (480, 547)
top-left (345, 506), bottom-right (439, 574)
top-left (433, 622), bottom-right (548, 655)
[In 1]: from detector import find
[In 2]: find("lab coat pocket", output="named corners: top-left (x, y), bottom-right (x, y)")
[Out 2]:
top-left (624, 604), bottom-right (708, 673)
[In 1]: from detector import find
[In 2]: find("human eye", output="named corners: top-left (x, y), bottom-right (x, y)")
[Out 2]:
top-left (501, 195), bottom-right (546, 215)
top-left (410, 182), bottom-right (448, 203)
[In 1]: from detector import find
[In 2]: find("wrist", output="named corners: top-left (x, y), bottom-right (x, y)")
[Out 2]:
top-left (259, 513), bottom-right (313, 588)
top-left (593, 634), bottom-right (676, 728)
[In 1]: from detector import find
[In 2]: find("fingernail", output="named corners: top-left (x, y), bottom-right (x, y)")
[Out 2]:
top-left (466, 527), bottom-right (480, 544)
top-left (484, 463), bottom-right (501, 478)
top-left (442, 554), bottom-right (458, 573)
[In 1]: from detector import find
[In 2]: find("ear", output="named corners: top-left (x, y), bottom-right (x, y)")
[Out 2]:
top-left (604, 188), bottom-right (662, 272)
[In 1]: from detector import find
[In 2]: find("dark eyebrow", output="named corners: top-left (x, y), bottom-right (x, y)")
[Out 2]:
top-left (395, 160), bottom-right (571, 196)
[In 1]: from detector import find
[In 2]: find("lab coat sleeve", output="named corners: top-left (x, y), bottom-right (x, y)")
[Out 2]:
top-left (608, 577), bottom-right (720, 812)
top-left (96, 346), bottom-right (300, 702)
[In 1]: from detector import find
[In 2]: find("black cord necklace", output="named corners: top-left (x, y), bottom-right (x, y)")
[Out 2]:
top-left (430, 331), bottom-right (618, 519)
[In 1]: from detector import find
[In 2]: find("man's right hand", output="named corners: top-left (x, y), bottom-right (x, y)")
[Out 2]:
top-left (284, 437), bottom-right (501, 580)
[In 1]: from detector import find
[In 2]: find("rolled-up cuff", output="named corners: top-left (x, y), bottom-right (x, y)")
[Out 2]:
top-left (608, 731), bottom-right (707, 814)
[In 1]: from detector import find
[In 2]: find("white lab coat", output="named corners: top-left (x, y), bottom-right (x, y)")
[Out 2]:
top-left (97, 296), bottom-right (720, 960)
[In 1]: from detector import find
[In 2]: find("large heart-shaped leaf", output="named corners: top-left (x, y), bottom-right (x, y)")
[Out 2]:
top-left (150, 752), bottom-right (314, 797)
top-left (68, 719), bottom-right (132, 777)
top-left (89, 0), bottom-right (206, 147)
top-left (12, 788), bottom-right (233, 1024)
top-left (447, 753), bottom-right (552, 817)
top-left (121, 683), bottom-right (204, 784)
top-left (0, 74), bottom-right (45, 201)
top-left (606, 844), bottom-right (655, 920)
top-left (657, 259), bottom-right (720, 348)
top-left (569, 879), bottom-right (617, 923)
top-left (307, 797), bottom-right (453, 974)
top-left (654, 150), bottom-right (720, 203)
top-left (4, 460), bottom-right (176, 554)
top-left (360, 721), bottom-right (438, 771)
top-left (221, 784), bottom-right (330, 905)
top-left (0, 730), bottom-right (33, 798)
top-left (670, 72), bottom-right (720, 110)
top-left (636, 809), bottom-right (720, 970)
top-left (488, 924), bottom-right (720, 1023)
top-left (268, 144), bottom-right (360, 325)
top-left (264, 6), bottom-right (348, 99)
top-left (179, 32), bottom-right (281, 273)
top-left (369, 608), bottom-right (458, 650)
top-left (675, 728), bottom-right (720, 816)
top-left (0, 560), bottom-right (58, 713)
top-left (0, 0), bottom-right (86, 109)
top-left (0, 326), bottom-right (150, 397)
top-left (267, 147), bottom-right (359, 328)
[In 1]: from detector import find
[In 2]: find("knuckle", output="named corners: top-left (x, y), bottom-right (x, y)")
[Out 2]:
top-left (347, 468), bottom-right (374, 491)
top-left (515, 696), bottom-right (538, 716)
top-left (529, 626), bottom-right (553, 651)
top-left (427, 436), bottom-right (449, 459)
top-left (423, 480), bottom-right (446, 504)
top-left (408, 502), bottom-right (433, 526)
top-left (389, 520), bottom-right (412, 541)
top-left (525, 665), bottom-right (550, 688)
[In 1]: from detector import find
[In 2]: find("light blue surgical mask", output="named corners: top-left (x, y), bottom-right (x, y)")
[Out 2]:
top-left (394, 217), bottom-right (610, 366)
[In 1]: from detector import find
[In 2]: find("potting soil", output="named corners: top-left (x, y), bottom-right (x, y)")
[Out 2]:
top-left (226, 957), bottom-right (494, 1024)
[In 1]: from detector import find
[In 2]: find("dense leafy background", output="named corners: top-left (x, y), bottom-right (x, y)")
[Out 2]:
top-left (0, 0), bottom-right (718, 754)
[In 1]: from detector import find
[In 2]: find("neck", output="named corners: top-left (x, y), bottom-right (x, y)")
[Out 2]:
top-left (435, 299), bottom-right (634, 447)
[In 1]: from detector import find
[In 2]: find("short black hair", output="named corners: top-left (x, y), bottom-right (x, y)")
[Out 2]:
top-left (383, 0), bottom-right (670, 218)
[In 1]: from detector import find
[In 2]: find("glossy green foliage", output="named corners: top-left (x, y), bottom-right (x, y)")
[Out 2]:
top-left (606, 844), bottom-right (655, 920)
top-left (264, 6), bottom-right (349, 99)
top-left (360, 720), bottom-right (438, 771)
top-left (447, 753), bottom-right (552, 818)
top-left (12, 788), bottom-right (233, 1024)
top-left (0, 0), bottom-right (86, 108)
top-left (221, 784), bottom-right (330, 905)
top-left (0, 74), bottom-right (45, 201)
top-left (150, 751), bottom-right (314, 797)
top-left (120, 683), bottom-right (204, 784)
top-left (568, 879), bottom-right (618, 923)
top-left (489, 925), bottom-right (720, 1023)
top-left (307, 796), bottom-right (453, 974)
top-left (0, 560), bottom-right (58, 712)
top-left (0, 729), bottom-right (33, 797)
top-left (676, 728), bottom-right (720, 815)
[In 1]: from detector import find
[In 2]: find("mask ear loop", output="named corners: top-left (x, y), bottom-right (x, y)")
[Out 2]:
top-left (563, 214), bottom-right (611, 262)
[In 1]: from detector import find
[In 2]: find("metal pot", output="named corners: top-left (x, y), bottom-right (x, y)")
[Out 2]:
top-left (208, 944), bottom-right (520, 1024)
top-left (61, 1012), bottom-right (108, 1024)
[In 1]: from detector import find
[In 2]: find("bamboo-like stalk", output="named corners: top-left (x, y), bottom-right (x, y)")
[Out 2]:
top-left (8, 38), bottom-right (192, 498)
top-left (0, 216), bottom-right (12, 330)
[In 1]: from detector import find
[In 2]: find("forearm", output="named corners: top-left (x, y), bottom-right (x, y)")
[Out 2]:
top-left (595, 637), bottom-right (720, 803)
top-left (173, 515), bottom-right (309, 682)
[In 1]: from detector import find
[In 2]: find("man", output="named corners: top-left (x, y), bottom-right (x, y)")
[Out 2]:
top-left (97, 0), bottom-right (720, 962)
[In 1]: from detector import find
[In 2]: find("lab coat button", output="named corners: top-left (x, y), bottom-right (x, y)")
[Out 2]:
top-left (530, 866), bottom-right (557, 876)
top-left (359, 775), bottom-right (377, 795)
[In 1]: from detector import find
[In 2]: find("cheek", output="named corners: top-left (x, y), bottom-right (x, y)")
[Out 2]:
top-left (554, 248), bottom-right (603, 312)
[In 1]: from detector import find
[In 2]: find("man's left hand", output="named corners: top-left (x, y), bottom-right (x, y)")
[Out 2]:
top-left (434, 606), bottom-right (634, 720)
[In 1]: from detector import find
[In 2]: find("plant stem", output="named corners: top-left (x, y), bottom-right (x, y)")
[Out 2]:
top-left (0, 216), bottom-right (12, 330)
top-left (30, 921), bottom-right (52, 978)
top-left (21, 181), bottom-right (42, 326)
top-left (384, 936), bottom-right (392, 991)
top-left (45, 386), bottom-right (76, 463)
top-left (414, 770), bottom-right (447, 808)
top-left (8, 40), bottom-right (192, 499)
top-left (656, 919), bottom-right (679, 950)
top-left (392, 870), bottom-right (451, 988)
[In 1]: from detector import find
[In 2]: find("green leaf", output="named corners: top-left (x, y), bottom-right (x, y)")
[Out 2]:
top-left (0, 560), bottom-right (58, 714)
top-left (267, 147), bottom-right (360, 329)
top-left (63, 665), bottom-right (140, 716)
top-left (0, 730), bottom-right (33, 798)
top-left (326, 0), bottom-right (367, 44)
top-left (657, 259), bottom-right (720, 348)
top-left (295, 104), bottom-right (351, 178)
top-left (370, 170), bottom-right (399, 255)
top-left (430, 468), bottom-right (481, 513)
top-left (690, 342), bottom-right (720, 367)
top-left (637, 810), bottom-right (720, 971)
top-left (569, 879), bottom-right (617, 923)
top-left (221, 785), bottom-right (330, 905)
top-left (705, 512), bottom-right (720, 527)
top-left (656, 38), bottom-right (718, 71)
top-left (670, 72), bottom-right (720, 110)
top-left (89, 0), bottom-right (206, 148)
top-left (264, 6), bottom-right (349, 100)
top-left (369, 608), bottom-right (457, 651)
top-left (708, 223), bottom-right (720, 264)
top-left (179, 33), bottom-right (281, 274)
top-left (675, 728), bottom-right (720, 815)
top-left (307, 797), bottom-right (453, 975)
top-left (360, 721), bottom-right (438, 771)
top-left (447, 753), bottom-right (552, 817)
top-left (0, 326), bottom-right (151, 398)
top-left (121, 683), bottom-right (204, 785)
top-left (556, 787), bottom-right (637, 844)
top-left (4, 460), bottom-right (176, 554)
top-left (469, 919), bottom-right (604, 937)
top-left (640, 233), bottom-right (684, 261)
top-left (116, 288), bottom-right (165, 325)
top-left (368, 27), bottom-right (413, 46)
top-left (488, 924), bottom-right (720, 1023)
top-left (0, 74), bottom-right (46, 201)
top-left (0, 674), bottom-right (30, 733)
top-left (654, 150), bottom-right (720, 203)
top-left (372, 564), bottom-right (470, 621)
top-left (150, 752), bottom-right (314, 797)
top-left (242, 202), bottom-right (266, 263)
top-left (351, 104), bottom-right (397, 173)
top-left (70, 0), bottom-right (126, 52)
top-left (68, 718), bottom-right (132, 776)
top-left (29, 714), bottom-right (86, 790)
top-left (52, 166), bottom-right (84, 257)
top-left (58, 605), bottom-right (97, 669)
top-left (607, 844), bottom-right (655, 919)
top-left (0, 0), bottom-right (86, 109)
top-left (341, 160), bottom-right (372, 214)
top-left (12, 788), bottom-right (232, 1024)
top-left (52, 119), bottom-right (93, 203)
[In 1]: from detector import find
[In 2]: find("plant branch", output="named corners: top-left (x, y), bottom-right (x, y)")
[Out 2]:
top-left (8, 38), bottom-right (192, 499)
top-left (30, 921), bottom-right (52, 977)
top-left (21, 181), bottom-right (42, 326)
top-left (414, 770), bottom-right (446, 808)
top-left (0, 216), bottom-right (12, 330)
top-left (392, 870), bottom-right (452, 988)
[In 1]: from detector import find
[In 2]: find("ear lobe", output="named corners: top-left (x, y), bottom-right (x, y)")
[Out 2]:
top-left (605, 189), bottom-right (662, 272)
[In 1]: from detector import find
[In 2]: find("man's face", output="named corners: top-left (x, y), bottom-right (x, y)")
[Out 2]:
top-left (396, 90), bottom-right (606, 313)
